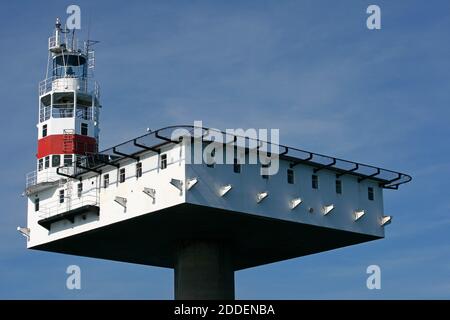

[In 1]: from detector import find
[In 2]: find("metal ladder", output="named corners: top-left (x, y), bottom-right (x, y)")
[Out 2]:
top-left (63, 129), bottom-right (75, 154)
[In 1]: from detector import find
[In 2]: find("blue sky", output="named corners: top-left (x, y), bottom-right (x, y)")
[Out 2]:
top-left (1, 0), bottom-right (449, 299)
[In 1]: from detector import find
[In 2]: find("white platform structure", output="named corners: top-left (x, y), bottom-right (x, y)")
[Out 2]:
top-left (23, 20), bottom-right (411, 300)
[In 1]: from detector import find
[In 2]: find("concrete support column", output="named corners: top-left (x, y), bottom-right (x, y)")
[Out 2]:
top-left (174, 241), bottom-right (235, 300)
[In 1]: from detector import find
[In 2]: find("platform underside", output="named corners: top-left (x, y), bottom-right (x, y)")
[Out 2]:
top-left (32, 203), bottom-right (381, 270)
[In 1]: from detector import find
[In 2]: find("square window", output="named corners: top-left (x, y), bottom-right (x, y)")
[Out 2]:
top-left (136, 162), bottom-right (142, 178)
top-left (368, 187), bottom-right (374, 201)
top-left (160, 154), bottom-right (167, 170)
top-left (52, 155), bottom-right (61, 167)
top-left (77, 183), bottom-right (83, 197)
top-left (59, 189), bottom-right (65, 204)
top-left (103, 174), bottom-right (109, 188)
top-left (34, 198), bottom-right (39, 212)
top-left (336, 180), bottom-right (342, 194)
top-left (45, 156), bottom-right (50, 169)
top-left (312, 174), bottom-right (319, 189)
top-left (119, 168), bottom-right (126, 183)
top-left (38, 159), bottom-right (43, 171)
top-left (42, 124), bottom-right (47, 137)
top-left (287, 169), bottom-right (294, 184)
top-left (81, 123), bottom-right (88, 136)
top-left (64, 155), bottom-right (73, 167)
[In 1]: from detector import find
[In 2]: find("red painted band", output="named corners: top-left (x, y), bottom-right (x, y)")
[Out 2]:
top-left (37, 134), bottom-right (97, 158)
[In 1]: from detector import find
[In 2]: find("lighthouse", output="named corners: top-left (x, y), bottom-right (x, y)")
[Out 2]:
top-left (29, 18), bottom-right (100, 193)
top-left (22, 19), bottom-right (411, 300)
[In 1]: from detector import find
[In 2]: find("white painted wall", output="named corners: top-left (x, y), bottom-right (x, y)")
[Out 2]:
top-left (27, 143), bottom-right (185, 247)
top-left (185, 143), bottom-right (385, 238)
top-left (27, 140), bottom-right (386, 248)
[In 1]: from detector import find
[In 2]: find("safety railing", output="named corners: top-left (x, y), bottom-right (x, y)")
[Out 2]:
top-left (39, 105), bottom-right (51, 122)
top-left (26, 170), bottom-right (61, 189)
top-left (76, 107), bottom-right (93, 120)
top-left (26, 171), bottom-right (37, 189)
top-left (38, 193), bottom-right (99, 220)
top-left (39, 76), bottom-right (100, 98)
top-left (52, 105), bottom-right (74, 118)
top-left (48, 36), bottom-right (82, 52)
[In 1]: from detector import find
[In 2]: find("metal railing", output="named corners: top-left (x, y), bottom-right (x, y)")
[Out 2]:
top-left (62, 125), bottom-right (411, 190)
top-left (39, 76), bottom-right (100, 98)
top-left (39, 106), bottom-right (51, 122)
top-left (26, 171), bottom-right (37, 189)
top-left (38, 193), bottom-right (98, 220)
top-left (52, 105), bottom-right (74, 118)
top-left (26, 170), bottom-right (61, 189)
top-left (39, 104), bottom-right (95, 120)
top-left (76, 107), bottom-right (93, 120)
top-left (48, 36), bottom-right (81, 52)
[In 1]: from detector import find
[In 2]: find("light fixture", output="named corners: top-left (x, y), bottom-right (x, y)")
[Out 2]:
top-left (17, 226), bottom-right (30, 241)
top-left (143, 187), bottom-right (156, 203)
top-left (219, 184), bottom-right (232, 197)
top-left (256, 191), bottom-right (268, 203)
top-left (186, 177), bottom-right (198, 190)
top-left (354, 209), bottom-right (365, 221)
top-left (322, 204), bottom-right (334, 215)
top-left (170, 178), bottom-right (184, 195)
top-left (289, 198), bottom-right (302, 210)
top-left (380, 215), bottom-right (392, 226)
top-left (114, 196), bottom-right (127, 209)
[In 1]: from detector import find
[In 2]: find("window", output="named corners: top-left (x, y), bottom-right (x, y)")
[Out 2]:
top-left (38, 159), bottom-right (43, 171)
top-left (368, 187), bottom-right (374, 201)
top-left (119, 168), bottom-right (126, 183)
top-left (34, 198), bottom-right (39, 212)
top-left (233, 158), bottom-right (241, 173)
top-left (42, 124), bottom-right (47, 137)
top-left (287, 169), bottom-right (294, 184)
top-left (45, 156), bottom-right (50, 169)
top-left (136, 162), bottom-right (142, 178)
top-left (64, 155), bottom-right (72, 166)
top-left (59, 189), bottom-right (65, 204)
top-left (160, 154), bottom-right (167, 170)
top-left (52, 155), bottom-right (61, 167)
top-left (75, 155), bottom-right (82, 166)
top-left (77, 183), bottom-right (83, 197)
top-left (40, 104), bottom-right (50, 122)
top-left (336, 180), bottom-right (342, 194)
top-left (312, 174), bottom-right (319, 189)
top-left (261, 164), bottom-right (269, 180)
top-left (103, 174), bottom-right (109, 188)
top-left (81, 123), bottom-right (88, 136)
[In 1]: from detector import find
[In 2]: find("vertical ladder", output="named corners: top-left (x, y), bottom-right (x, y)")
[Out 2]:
top-left (63, 129), bottom-right (75, 154)
top-left (88, 50), bottom-right (95, 69)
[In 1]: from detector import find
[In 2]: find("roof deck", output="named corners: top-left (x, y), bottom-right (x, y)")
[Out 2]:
top-left (57, 125), bottom-right (411, 189)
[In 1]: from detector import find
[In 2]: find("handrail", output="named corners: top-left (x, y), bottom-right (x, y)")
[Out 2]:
top-left (39, 76), bottom-right (99, 98)
top-left (38, 193), bottom-right (98, 220)
top-left (61, 125), bottom-right (412, 189)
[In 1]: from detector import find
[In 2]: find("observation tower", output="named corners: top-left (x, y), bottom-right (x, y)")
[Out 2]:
top-left (21, 19), bottom-right (411, 300)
